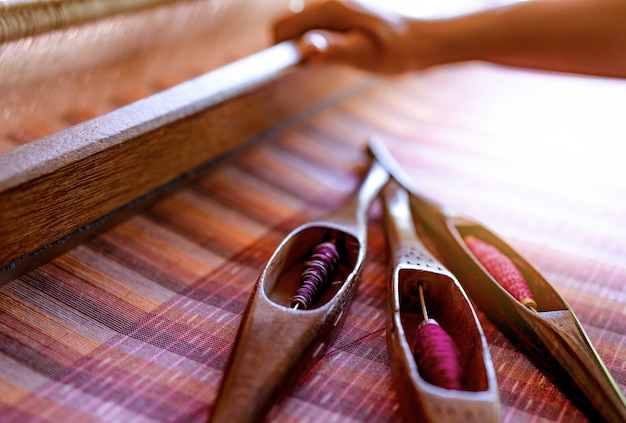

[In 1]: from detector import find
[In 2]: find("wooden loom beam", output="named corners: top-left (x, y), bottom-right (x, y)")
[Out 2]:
top-left (0, 41), bottom-right (367, 283)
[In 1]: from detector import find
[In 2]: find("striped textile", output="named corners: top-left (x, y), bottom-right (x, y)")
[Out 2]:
top-left (1, 63), bottom-right (625, 422)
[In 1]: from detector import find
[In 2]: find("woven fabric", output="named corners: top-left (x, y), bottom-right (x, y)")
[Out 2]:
top-left (1, 63), bottom-right (625, 422)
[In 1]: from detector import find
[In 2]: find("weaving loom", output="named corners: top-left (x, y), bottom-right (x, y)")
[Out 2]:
top-left (1, 1), bottom-right (625, 422)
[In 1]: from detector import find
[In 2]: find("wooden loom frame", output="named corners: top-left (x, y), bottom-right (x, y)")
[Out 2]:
top-left (0, 41), bottom-right (368, 285)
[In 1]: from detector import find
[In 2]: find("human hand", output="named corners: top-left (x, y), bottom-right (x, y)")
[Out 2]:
top-left (273, 1), bottom-right (441, 74)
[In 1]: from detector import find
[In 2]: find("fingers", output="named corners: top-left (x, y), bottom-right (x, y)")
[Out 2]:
top-left (297, 31), bottom-right (332, 58)
top-left (297, 29), bottom-right (378, 70)
top-left (274, 1), bottom-right (338, 43)
top-left (273, 1), bottom-right (405, 73)
top-left (273, 0), bottom-right (375, 43)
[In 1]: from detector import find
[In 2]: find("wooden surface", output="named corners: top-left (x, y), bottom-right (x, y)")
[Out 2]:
top-left (0, 62), bottom-right (625, 422)
top-left (1, 0), bottom-right (344, 276)
top-left (0, 44), bottom-right (366, 276)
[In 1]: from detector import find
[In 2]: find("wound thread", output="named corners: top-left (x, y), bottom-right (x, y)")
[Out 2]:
top-left (291, 241), bottom-right (340, 310)
top-left (414, 320), bottom-right (463, 390)
top-left (464, 235), bottom-right (537, 311)
top-left (413, 283), bottom-right (463, 390)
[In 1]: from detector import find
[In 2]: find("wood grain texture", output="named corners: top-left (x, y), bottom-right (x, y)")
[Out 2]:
top-left (0, 42), bottom-right (367, 273)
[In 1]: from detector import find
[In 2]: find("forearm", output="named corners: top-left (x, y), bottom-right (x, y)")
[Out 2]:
top-left (427, 0), bottom-right (626, 77)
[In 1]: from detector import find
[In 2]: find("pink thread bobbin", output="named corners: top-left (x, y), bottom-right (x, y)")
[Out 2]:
top-left (465, 235), bottom-right (537, 311)
top-left (413, 284), bottom-right (463, 390)
top-left (291, 240), bottom-right (340, 310)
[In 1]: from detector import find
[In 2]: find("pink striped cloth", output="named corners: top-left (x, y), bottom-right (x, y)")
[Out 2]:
top-left (1, 63), bottom-right (625, 422)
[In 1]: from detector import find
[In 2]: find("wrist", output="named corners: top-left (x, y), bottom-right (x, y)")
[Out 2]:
top-left (404, 8), bottom-right (508, 71)
top-left (403, 17), bottom-right (472, 71)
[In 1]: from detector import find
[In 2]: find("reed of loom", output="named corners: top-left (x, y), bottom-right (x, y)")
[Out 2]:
top-left (0, 0), bottom-right (372, 285)
top-left (380, 180), bottom-right (500, 423)
top-left (370, 138), bottom-right (626, 423)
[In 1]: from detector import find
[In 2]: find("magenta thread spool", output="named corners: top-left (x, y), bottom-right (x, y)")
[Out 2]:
top-left (465, 235), bottom-right (537, 311)
top-left (413, 284), bottom-right (463, 390)
top-left (291, 241), bottom-right (340, 310)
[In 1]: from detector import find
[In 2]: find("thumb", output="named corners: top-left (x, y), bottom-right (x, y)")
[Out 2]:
top-left (297, 30), bottom-right (378, 70)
